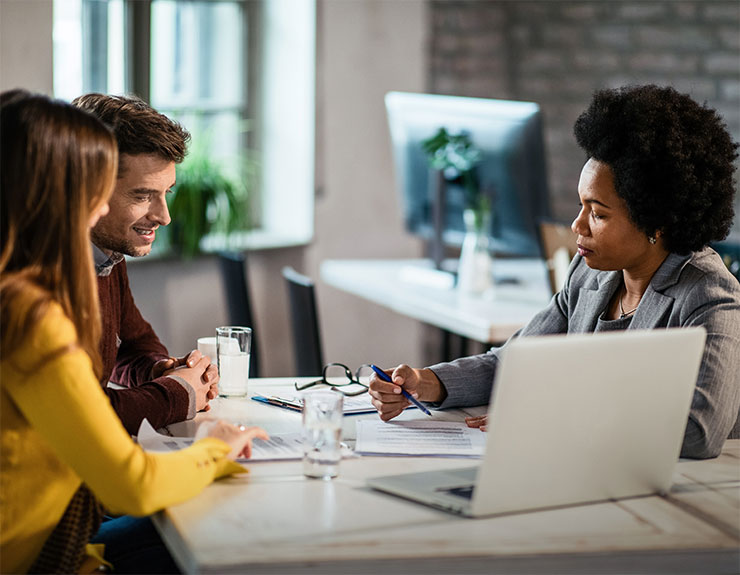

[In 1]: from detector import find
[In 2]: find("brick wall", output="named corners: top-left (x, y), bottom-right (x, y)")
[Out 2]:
top-left (428, 0), bottom-right (740, 230)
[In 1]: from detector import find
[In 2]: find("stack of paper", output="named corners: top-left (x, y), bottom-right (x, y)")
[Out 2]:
top-left (355, 420), bottom-right (486, 458)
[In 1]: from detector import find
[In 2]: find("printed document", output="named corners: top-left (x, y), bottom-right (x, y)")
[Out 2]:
top-left (136, 418), bottom-right (305, 462)
top-left (355, 419), bottom-right (486, 458)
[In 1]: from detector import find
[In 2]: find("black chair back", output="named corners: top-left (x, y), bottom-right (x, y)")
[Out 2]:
top-left (282, 266), bottom-right (324, 376)
top-left (218, 252), bottom-right (259, 378)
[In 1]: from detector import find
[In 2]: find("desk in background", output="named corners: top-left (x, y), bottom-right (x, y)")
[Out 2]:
top-left (153, 378), bottom-right (740, 575)
top-left (320, 258), bottom-right (552, 345)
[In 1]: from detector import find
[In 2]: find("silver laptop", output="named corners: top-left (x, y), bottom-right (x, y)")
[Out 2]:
top-left (367, 328), bottom-right (706, 517)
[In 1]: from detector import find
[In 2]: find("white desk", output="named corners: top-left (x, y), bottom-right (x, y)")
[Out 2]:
top-left (154, 378), bottom-right (740, 574)
top-left (320, 258), bottom-right (552, 344)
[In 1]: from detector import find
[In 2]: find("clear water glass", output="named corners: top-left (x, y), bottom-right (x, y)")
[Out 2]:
top-left (302, 391), bottom-right (343, 479)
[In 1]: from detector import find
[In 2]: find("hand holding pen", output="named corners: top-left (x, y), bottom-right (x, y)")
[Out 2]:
top-left (369, 364), bottom-right (433, 419)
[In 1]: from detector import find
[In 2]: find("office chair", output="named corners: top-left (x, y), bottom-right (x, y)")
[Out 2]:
top-left (282, 266), bottom-right (324, 376)
top-left (217, 251), bottom-right (260, 378)
top-left (538, 220), bottom-right (577, 295)
top-left (710, 239), bottom-right (740, 282)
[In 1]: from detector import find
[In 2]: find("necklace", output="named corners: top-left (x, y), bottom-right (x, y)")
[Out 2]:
top-left (619, 287), bottom-right (639, 319)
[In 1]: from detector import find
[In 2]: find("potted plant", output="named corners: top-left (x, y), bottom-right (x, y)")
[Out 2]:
top-left (421, 127), bottom-right (490, 227)
top-left (165, 140), bottom-right (256, 259)
top-left (421, 128), bottom-right (493, 295)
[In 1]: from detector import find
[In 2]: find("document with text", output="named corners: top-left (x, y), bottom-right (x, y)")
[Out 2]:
top-left (136, 419), bottom-right (306, 462)
top-left (355, 419), bottom-right (486, 458)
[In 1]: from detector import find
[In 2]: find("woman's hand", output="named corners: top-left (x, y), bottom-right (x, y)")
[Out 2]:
top-left (465, 414), bottom-right (488, 431)
top-left (368, 365), bottom-right (445, 422)
top-left (199, 420), bottom-right (269, 460)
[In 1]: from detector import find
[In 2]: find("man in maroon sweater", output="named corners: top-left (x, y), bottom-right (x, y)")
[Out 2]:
top-left (73, 94), bottom-right (218, 434)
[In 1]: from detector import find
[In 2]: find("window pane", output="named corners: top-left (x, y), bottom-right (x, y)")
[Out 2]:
top-left (150, 1), bottom-right (245, 109)
top-left (53, 0), bottom-right (124, 100)
top-left (151, 1), bottom-right (247, 181)
top-left (53, 0), bottom-right (314, 245)
top-left (165, 110), bottom-right (245, 180)
top-left (53, 0), bottom-right (83, 100)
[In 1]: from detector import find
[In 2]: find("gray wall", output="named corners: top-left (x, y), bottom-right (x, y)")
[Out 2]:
top-left (305, 0), bottom-right (429, 372)
top-left (0, 0), bottom-right (53, 94)
top-left (428, 0), bottom-right (740, 230)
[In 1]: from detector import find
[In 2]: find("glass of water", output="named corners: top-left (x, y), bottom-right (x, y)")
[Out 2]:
top-left (302, 391), bottom-right (343, 479)
top-left (216, 326), bottom-right (251, 397)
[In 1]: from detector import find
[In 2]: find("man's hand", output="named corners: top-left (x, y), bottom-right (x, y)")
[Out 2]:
top-left (153, 350), bottom-right (210, 379)
top-left (153, 350), bottom-right (220, 410)
top-left (151, 354), bottom-right (188, 380)
top-left (203, 362), bottom-right (219, 401)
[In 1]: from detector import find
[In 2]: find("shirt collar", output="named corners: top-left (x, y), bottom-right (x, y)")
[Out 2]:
top-left (92, 243), bottom-right (124, 277)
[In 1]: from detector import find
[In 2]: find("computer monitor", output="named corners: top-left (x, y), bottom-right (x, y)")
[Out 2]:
top-left (385, 92), bottom-right (550, 258)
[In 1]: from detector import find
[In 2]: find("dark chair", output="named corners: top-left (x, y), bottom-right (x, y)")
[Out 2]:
top-left (218, 252), bottom-right (259, 378)
top-left (282, 266), bottom-right (324, 376)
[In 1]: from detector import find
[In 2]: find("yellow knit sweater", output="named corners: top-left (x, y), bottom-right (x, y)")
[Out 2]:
top-left (0, 298), bottom-right (244, 573)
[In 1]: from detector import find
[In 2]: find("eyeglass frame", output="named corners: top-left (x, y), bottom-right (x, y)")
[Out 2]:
top-left (294, 362), bottom-right (372, 396)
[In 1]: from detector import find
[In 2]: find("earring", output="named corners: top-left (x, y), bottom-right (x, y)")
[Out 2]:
top-left (648, 236), bottom-right (657, 245)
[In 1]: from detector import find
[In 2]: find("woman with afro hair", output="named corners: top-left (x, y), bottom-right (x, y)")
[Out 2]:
top-left (369, 84), bottom-right (740, 460)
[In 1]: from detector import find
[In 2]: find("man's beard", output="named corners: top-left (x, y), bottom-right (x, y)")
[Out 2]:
top-left (91, 227), bottom-right (151, 257)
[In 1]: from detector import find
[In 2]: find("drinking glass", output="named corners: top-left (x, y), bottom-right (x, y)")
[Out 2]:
top-left (216, 326), bottom-right (251, 397)
top-left (197, 336), bottom-right (217, 362)
top-left (302, 391), bottom-right (343, 479)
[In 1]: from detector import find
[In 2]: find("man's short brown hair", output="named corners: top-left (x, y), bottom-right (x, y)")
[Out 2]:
top-left (72, 93), bottom-right (190, 164)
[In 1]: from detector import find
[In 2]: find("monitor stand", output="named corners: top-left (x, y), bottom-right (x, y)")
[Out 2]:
top-left (429, 169), bottom-right (446, 271)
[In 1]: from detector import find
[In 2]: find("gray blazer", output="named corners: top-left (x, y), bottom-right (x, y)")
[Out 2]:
top-left (430, 248), bottom-right (740, 459)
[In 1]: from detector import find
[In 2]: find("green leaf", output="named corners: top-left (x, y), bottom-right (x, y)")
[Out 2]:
top-left (167, 125), bottom-right (258, 258)
top-left (420, 127), bottom-right (485, 211)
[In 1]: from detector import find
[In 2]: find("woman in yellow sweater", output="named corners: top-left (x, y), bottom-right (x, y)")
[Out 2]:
top-left (0, 91), bottom-right (267, 573)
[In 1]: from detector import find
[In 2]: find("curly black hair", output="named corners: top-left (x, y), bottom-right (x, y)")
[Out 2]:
top-left (573, 85), bottom-right (738, 254)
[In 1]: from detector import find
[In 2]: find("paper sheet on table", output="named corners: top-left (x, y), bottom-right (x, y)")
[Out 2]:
top-left (135, 418), bottom-right (306, 462)
top-left (355, 419), bottom-right (486, 458)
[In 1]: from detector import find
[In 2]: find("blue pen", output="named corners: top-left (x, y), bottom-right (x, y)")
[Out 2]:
top-left (369, 364), bottom-right (432, 416)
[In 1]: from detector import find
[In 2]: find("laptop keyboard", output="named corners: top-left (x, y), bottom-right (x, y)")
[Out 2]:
top-left (438, 485), bottom-right (475, 499)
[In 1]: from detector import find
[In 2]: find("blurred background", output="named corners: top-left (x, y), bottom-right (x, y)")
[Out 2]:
top-left (1, 0), bottom-right (738, 376)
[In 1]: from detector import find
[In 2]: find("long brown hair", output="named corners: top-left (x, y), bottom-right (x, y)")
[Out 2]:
top-left (0, 90), bottom-right (118, 377)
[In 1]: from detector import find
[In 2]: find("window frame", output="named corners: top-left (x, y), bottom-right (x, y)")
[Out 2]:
top-left (54, 0), bottom-right (316, 252)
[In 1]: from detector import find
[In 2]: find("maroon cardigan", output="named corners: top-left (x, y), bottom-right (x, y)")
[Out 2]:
top-left (98, 260), bottom-right (190, 434)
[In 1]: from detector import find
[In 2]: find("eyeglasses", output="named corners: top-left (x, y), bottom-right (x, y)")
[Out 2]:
top-left (294, 363), bottom-right (372, 396)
